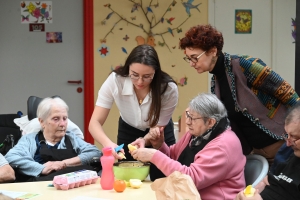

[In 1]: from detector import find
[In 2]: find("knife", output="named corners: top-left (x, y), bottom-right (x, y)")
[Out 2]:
top-left (114, 143), bottom-right (124, 152)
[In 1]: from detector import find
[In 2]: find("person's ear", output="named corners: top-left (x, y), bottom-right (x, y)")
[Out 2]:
top-left (208, 118), bottom-right (217, 129)
top-left (209, 47), bottom-right (217, 56)
top-left (38, 118), bottom-right (43, 123)
top-left (38, 118), bottom-right (45, 128)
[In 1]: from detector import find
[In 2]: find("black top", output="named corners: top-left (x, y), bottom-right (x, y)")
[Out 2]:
top-left (117, 117), bottom-right (176, 181)
top-left (209, 53), bottom-right (277, 149)
top-left (177, 117), bottom-right (229, 166)
top-left (261, 154), bottom-right (300, 200)
top-left (34, 131), bottom-right (77, 164)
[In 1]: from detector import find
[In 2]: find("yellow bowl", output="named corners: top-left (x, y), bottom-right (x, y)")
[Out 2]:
top-left (113, 161), bottom-right (150, 181)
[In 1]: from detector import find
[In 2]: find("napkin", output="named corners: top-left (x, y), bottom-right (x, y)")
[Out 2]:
top-left (151, 171), bottom-right (201, 200)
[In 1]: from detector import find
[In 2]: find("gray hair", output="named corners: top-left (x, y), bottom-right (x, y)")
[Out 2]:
top-left (37, 97), bottom-right (69, 121)
top-left (189, 93), bottom-right (227, 122)
top-left (285, 101), bottom-right (300, 125)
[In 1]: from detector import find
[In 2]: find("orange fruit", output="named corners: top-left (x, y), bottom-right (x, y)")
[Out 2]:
top-left (113, 180), bottom-right (126, 193)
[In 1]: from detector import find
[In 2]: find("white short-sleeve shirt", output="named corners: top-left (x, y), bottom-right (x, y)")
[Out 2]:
top-left (96, 72), bottom-right (178, 131)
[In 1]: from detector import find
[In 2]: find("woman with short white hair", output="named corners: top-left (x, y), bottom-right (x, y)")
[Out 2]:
top-left (5, 97), bottom-right (101, 182)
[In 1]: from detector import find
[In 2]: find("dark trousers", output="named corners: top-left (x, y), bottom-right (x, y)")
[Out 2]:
top-left (117, 117), bottom-right (176, 181)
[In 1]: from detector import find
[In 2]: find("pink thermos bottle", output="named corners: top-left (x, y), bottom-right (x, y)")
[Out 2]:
top-left (100, 147), bottom-right (115, 190)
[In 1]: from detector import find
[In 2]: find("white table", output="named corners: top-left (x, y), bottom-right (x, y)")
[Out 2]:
top-left (0, 179), bottom-right (156, 200)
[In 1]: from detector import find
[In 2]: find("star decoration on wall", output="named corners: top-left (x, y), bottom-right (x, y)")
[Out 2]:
top-left (98, 44), bottom-right (110, 58)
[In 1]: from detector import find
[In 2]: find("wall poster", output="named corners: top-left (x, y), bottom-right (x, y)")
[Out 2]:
top-left (235, 9), bottom-right (252, 34)
top-left (21, 1), bottom-right (53, 24)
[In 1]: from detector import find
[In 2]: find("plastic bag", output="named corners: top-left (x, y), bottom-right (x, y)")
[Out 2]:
top-left (151, 171), bottom-right (201, 200)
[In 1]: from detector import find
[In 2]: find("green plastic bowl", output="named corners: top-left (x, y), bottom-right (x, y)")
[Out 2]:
top-left (113, 161), bottom-right (150, 181)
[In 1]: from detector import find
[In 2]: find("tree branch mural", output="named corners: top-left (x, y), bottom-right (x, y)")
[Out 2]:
top-left (99, 0), bottom-right (202, 53)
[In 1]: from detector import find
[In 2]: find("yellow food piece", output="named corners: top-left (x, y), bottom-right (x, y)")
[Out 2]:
top-left (243, 185), bottom-right (255, 197)
top-left (124, 180), bottom-right (131, 187)
top-left (128, 144), bottom-right (138, 152)
top-left (129, 179), bottom-right (143, 189)
top-left (118, 152), bottom-right (126, 159)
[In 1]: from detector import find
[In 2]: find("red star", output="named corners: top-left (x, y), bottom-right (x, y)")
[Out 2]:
top-left (100, 47), bottom-right (109, 55)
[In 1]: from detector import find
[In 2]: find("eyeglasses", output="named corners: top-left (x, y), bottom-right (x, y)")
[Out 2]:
top-left (185, 111), bottom-right (204, 123)
top-left (129, 74), bottom-right (154, 82)
top-left (183, 51), bottom-right (206, 63)
top-left (282, 133), bottom-right (300, 146)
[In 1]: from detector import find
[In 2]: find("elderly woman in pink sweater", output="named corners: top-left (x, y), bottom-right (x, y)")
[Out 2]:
top-left (130, 93), bottom-right (246, 200)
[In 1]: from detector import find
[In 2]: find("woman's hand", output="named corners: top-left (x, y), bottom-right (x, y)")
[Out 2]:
top-left (235, 189), bottom-right (262, 200)
top-left (130, 148), bottom-right (157, 163)
top-left (131, 126), bottom-right (165, 150)
top-left (41, 161), bottom-right (66, 175)
top-left (148, 127), bottom-right (161, 139)
top-left (108, 143), bottom-right (125, 160)
top-left (146, 126), bottom-right (164, 149)
top-left (131, 137), bottom-right (147, 148)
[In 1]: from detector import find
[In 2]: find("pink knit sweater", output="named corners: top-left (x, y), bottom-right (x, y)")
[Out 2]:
top-left (151, 128), bottom-right (246, 200)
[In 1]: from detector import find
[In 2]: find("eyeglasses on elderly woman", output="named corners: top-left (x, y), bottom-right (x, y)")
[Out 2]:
top-left (185, 111), bottom-right (206, 123)
top-left (282, 133), bottom-right (300, 146)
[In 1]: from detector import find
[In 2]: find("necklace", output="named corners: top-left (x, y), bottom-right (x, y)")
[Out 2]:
top-left (134, 87), bottom-right (148, 105)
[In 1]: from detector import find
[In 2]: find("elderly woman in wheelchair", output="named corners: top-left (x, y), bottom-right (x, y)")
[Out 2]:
top-left (5, 97), bottom-right (102, 182)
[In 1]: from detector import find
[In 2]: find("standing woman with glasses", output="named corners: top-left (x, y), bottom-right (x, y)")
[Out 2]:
top-left (130, 93), bottom-right (246, 200)
top-left (89, 44), bottom-right (178, 180)
top-left (179, 24), bottom-right (300, 166)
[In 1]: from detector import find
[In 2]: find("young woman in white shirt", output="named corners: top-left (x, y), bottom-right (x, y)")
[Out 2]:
top-left (89, 44), bottom-right (178, 180)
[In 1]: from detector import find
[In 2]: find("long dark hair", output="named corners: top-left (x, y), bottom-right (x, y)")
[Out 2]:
top-left (114, 44), bottom-right (176, 127)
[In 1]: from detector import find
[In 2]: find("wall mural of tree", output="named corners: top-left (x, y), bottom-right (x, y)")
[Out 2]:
top-left (96, 0), bottom-right (203, 87)
top-left (98, 0), bottom-right (202, 53)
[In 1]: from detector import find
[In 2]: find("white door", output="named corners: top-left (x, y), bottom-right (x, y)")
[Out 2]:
top-left (208, 0), bottom-right (296, 87)
top-left (209, 0), bottom-right (272, 65)
top-left (0, 0), bottom-right (84, 130)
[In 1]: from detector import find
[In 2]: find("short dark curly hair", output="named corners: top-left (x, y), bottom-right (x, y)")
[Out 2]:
top-left (179, 24), bottom-right (224, 55)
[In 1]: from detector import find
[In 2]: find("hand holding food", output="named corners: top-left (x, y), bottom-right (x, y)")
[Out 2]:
top-left (118, 152), bottom-right (126, 159)
top-left (244, 185), bottom-right (256, 197)
top-left (131, 137), bottom-right (148, 148)
top-left (113, 143), bottom-right (126, 159)
top-left (130, 148), bottom-right (156, 163)
top-left (128, 144), bottom-right (138, 152)
top-left (235, 185), bottom-right (262, 200)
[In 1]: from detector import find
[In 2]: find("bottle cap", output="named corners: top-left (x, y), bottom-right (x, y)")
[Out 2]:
top-left (102, 147), bottom-right (113, 156)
